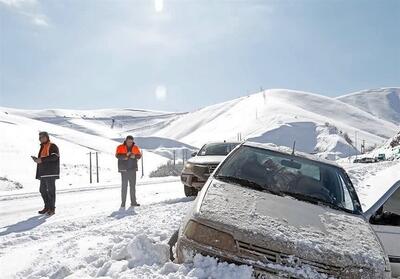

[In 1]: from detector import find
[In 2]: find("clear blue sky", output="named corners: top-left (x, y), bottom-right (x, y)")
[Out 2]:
top-left (0, 0), bottom-right (399, 111)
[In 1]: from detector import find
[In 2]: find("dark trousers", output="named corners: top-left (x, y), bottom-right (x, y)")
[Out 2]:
top-left (121, 171), bottom-right (137, 206)
top-left (39, 177), bottom-right (56, 209)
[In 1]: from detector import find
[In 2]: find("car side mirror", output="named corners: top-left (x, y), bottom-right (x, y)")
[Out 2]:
top-left (191, 152), bottom-right (197, 157)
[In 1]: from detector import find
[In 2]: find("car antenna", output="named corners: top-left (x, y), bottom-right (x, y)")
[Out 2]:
top-left (291, 141), bottom-right (296, 155)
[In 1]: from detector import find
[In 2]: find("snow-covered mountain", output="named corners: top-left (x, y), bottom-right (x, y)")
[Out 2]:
top-left (149, 89), bottom-right (398, 158)
top-left (4, 107), bottom-right (185, 138)
top-left (336, 87), bottom-right (400, 125)
top-left (1, 87), bottom-right (398, 191)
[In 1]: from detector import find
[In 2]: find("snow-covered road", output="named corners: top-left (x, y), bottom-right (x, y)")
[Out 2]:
top-left (0, 180), bottom-right (253, 279)
top-left (1, 161), bottom-right (399, 279)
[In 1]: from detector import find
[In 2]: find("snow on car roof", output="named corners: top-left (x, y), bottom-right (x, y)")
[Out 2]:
top-left (243, 141), bottom-right (341, 168)
top-left (203, 141), bottom-right (242, 145)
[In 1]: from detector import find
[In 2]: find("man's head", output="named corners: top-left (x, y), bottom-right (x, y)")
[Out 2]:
top-left (39, 131), bottom-right (50, 144)
top-left (125, 135), bottom-right (134, 147)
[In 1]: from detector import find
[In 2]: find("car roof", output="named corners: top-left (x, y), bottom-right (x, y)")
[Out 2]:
top-left (243, 141), bottom-right (341, 168)
top-left (203, 141), bottom-right (242, 145)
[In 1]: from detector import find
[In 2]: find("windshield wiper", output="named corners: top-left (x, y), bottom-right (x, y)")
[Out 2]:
top-left (215, 175), bottom-right (282, 196)
top-left (280, 191), bottom-right (349, 213)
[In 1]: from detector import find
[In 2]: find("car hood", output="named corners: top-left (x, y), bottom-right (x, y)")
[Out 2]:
top-left (188, 155), bottom-right (225, 165)
top-left (195, 180), bottom-right (387, 271)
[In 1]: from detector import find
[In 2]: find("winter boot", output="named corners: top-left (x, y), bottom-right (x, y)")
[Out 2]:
top-left (131, 202), bottom-right (140, 207)
top-left (47, 208), bottom-right (55, 216)
top-left (38, 208), bottom-right (48, 214)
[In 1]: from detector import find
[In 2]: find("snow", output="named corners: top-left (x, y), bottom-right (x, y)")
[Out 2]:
top-left (1, 87), bottom-right (399, 278)
top-left (339, 161), bottom-right (400, 211)
top-left (3, 88), bottom-right (399, 163)
top-left (353, 162), bottom-right (400, 212)
top-left (366, 130), bottom-right (400, 161)
top-left (151, 89), bottom-right (398, 158)
top-left (0, 157), bottom-right (398, 278)
top-left (0, 111), bottom-right (171, 194)
top-left (0, 180), bottom-right (254, 279)
top-left (337, 87), bottom-right (400, 125)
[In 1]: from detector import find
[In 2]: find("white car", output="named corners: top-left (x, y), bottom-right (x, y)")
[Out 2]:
top-left (174, 142), bottom-right (393, 278)
top-left (365, 181), bottom-right (400, 278)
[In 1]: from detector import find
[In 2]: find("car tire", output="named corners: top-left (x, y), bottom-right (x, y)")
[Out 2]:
top-left (184, 185), bottom-right (198, 197)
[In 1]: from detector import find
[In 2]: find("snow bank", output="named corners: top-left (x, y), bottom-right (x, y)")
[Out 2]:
top-left (0, 177), bottom-right (23, 191)
top-left (111, 234), bottom-right (170, 266)
top-left (185, 254), bottom-right (253, 279)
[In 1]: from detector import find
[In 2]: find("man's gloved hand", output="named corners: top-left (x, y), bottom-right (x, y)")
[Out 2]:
top-left (135, 154), bottom-right (142, 159)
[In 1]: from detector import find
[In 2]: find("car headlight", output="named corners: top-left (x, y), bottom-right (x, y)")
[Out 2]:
top-left (184, 163), bottom-right (195, 171)
top-left (184, 220), bottom-right (237, 252)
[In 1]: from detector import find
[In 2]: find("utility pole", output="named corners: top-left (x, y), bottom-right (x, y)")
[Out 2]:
top-left (355, 131), bottom-right (358, 159)
top-left (173, 150), bottom-right (176, 166)
top-left (361, 139), bottom-right (365, 154)
top-left (96, 152), bottom-right (99, 183)
top-left (141, 152), bottom-right (144, 178)
top-left (89, 152), bottom-right (92, 184)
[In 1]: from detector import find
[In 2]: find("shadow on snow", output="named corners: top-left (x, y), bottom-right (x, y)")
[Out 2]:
top-left (0, 215), bottom-right (48, 236)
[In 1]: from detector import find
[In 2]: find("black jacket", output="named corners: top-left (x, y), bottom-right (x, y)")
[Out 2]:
top-left (36, 143), bottom-right (60, 180)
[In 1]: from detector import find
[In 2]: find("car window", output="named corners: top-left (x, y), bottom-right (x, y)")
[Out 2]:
top-left (198, 143), bottom-right (238, 156)
top-left (385, 188), bottom-right (400, 215)
top-left (337, 173), bottom-right (355, 211)
top-left (215, 145), bottom-right (359, 213)
top-left (370, 188), bottom-right (400, 226)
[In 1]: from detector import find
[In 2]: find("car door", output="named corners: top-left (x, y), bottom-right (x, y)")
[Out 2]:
top-left (365, 182), bottom-right (400, 278)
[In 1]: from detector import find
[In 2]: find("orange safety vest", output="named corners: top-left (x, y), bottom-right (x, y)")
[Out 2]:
top-left (116, 144), bottom-right (142, 158)
top-left (40, 142), bottom-right (52, 158)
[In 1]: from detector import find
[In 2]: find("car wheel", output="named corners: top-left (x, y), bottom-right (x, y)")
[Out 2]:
top-left (184, 185), bottom-right (198, 197)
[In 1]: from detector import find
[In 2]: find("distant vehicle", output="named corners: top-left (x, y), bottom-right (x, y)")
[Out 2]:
top-left (180, 142), bottom-right (240, 197)
top-left (174, 142), bottom-right (392, 278)
top-left (376, 154), bottom-right (386, 161)
top-left (354, 157), bottom-right (376, 163)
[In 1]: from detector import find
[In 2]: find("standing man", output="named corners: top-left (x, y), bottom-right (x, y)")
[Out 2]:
top-left (116, 135), bottom-right (142, 208)
top-left (34, 131), bottom-right (60, 216)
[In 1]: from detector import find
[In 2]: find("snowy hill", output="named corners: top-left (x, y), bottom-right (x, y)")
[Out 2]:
top-left (337, 87), bottom-right (400, 125)
top-left (150, 89), bottom-right (398, 158)
top-left (2, 89), bottom-right (398, 164)
top-left (0, 111), bottom-right (171, 193)
top-left (366, 130), bottom-right (400, 160)
top-left (3, 107), bottom-right (185, 139)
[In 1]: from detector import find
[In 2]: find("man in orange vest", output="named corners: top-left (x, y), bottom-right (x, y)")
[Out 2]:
top-left (116, 135), bottom-right (142, 208)
top-left (33, 131), bottom-right (60, 216)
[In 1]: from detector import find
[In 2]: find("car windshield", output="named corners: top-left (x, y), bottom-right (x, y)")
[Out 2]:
top-left (198, 143), bottom-right (238, 156)
top-left (215, 145), bottom-right (359, 213)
